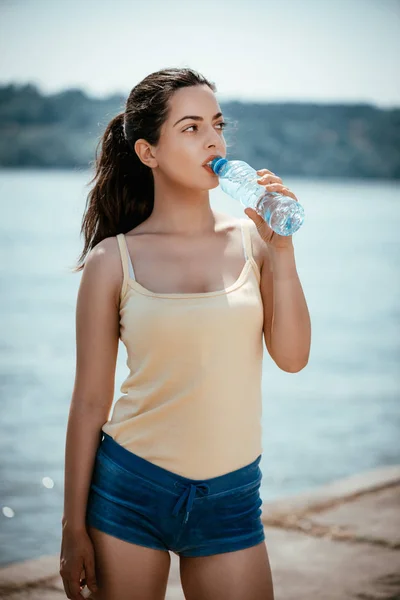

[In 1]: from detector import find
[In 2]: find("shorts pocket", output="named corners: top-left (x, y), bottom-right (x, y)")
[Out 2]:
top-left (95, 448), bottom-right (171, 495)
top-left (230, 475), bottom-right (262, 498)
top-left (213, 481), bottom-right (264, 525)
top-left (90, 450), bottom-right (160, 514)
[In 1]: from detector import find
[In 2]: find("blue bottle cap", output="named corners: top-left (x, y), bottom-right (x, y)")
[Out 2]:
top-left (210, 157), bottom-right (228, 174)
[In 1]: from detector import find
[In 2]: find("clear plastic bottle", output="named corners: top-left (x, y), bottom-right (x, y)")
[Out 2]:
top-left (209, 158), bottom-right (305, 236)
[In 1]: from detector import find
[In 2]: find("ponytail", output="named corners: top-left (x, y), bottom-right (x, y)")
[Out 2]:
top-left (71, 112), bottom-right (153, 272)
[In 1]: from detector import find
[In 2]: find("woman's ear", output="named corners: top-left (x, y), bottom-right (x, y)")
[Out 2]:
top-left (134, 139), bottom-right (158, 169)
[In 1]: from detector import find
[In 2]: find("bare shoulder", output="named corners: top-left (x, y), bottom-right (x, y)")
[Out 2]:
top-left (85, 235), bottom-right (121, 272)
top-left (81, 236), bottom-right (122, 308)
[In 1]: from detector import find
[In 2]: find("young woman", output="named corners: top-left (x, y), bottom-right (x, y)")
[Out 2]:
top-left (59, 67), bottom-right (311, 600)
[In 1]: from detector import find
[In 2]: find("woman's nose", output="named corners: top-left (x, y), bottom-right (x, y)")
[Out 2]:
top-left (206, 128), bottom-right (223, 148)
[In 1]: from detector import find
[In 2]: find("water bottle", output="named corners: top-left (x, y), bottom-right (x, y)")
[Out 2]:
top-left (209, 157), bottom-right (305, 236)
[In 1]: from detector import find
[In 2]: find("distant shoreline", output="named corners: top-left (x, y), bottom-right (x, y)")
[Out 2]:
top-left (1, 84), bottom-right (399, 178)
top-left (0, 166), bottom-right (398, 181)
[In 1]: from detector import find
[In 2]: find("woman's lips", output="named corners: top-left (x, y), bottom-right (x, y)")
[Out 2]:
top-left (203, 164), bottom-right (216, 175)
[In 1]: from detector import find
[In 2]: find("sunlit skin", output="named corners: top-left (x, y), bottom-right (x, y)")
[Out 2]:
top-left (245, 170), bottom-right (299, 250)
top-left (133, 84), bottom-right (310, 374)
top-left (134, 84), bottom-right (299, 251)
top-left (134, 84), bottom-right (227, 236)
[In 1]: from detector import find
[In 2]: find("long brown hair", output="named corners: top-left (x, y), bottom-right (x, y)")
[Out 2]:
top-left (72, 67), bottom-right (218, 272)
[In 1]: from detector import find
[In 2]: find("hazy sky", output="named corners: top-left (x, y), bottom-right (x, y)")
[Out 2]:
top-left (0, 0), bottom-right (399, 107)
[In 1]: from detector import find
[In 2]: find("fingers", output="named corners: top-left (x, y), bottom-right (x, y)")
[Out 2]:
top-left (264, 184), bottom-right (297, 201)
top-left (64, 575), bottom-right (84, 600)
top-left (284, 189), bottom-right (298, 201)
top-left (244, 208), bottom-right (266, 229)
top-left (61, 570), bottom-right (92, 600)
top-left (257, 173), bottom-right (283, 184)
top-left (84, 556), bottom-right (98, 594)
top-left (256, 169), bottom-right (298, 201)
top-left (244, 208), bottom-right (273, 244)
top-left (257, 179), bottom-right (298, 201)
top-left (256, 168), bottom-right (275, 176)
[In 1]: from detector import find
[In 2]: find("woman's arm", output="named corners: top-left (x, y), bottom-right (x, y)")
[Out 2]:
top-left (62, 238), bottom-right (121, 533)
top-left (243, 168), bottom-right (311, 374)
top-left (259, 242), bottom-right (311, 373)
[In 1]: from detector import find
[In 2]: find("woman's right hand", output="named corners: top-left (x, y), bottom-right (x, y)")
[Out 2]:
top-left (59, 526), bottom-right (98, 599)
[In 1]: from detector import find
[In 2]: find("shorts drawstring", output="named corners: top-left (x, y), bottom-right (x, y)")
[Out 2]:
top-left (172, 482), bottom-right (210, 524)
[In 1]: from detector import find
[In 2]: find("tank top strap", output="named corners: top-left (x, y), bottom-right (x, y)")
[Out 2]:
top-left (240, 218), bottom-right (254, 262)
top-left (116, 234), bottom-right (135, 298)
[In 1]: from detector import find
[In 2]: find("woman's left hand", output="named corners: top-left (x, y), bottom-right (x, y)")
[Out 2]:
top-left (244, 168), bottom-right (298, 250)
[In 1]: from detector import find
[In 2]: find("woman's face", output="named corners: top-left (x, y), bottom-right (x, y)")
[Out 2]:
top-left (153, 85), bottom-right (227, 191)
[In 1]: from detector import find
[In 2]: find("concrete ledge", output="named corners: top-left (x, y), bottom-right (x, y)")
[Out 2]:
top-left (0, 554), bottom-right (59, 590)
top-left (260, 465), bottom-right (400, 522)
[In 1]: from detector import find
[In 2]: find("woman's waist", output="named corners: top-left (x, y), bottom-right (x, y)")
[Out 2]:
top-left (100, 423), bottom-right (263, 480)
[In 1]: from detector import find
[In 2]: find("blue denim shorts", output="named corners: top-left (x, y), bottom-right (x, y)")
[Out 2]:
top-left (85, 433), bottom-right (265, 557)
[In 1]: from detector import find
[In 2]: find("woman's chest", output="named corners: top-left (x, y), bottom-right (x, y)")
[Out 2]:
top-left (124, 225), bottom-right (262, 296)
top-left (120, 274), bottom-right (264, 345)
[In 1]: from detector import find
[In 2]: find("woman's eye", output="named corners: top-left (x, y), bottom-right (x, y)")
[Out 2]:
top-left (183, 122), bottom-right (227, 133)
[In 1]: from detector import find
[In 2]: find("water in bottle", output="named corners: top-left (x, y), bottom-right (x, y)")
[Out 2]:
top-left (208, 157), bottom-right (304, 236)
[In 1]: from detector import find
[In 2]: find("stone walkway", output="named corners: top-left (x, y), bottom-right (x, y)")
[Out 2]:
top-left (1, 465), bottom-right (399, 599)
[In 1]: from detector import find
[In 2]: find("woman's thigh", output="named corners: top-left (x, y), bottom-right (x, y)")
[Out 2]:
top-left (179, 540), bottom-right (274, 600)
top-left (87, 525), bottom-right (171, 600)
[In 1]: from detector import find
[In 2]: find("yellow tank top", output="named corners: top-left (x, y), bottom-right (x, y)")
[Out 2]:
top-left (101, 218), bottom-right (264, 479)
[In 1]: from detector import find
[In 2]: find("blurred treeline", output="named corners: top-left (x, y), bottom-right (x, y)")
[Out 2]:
top-left (0, 83), bottom-right (399, 178)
